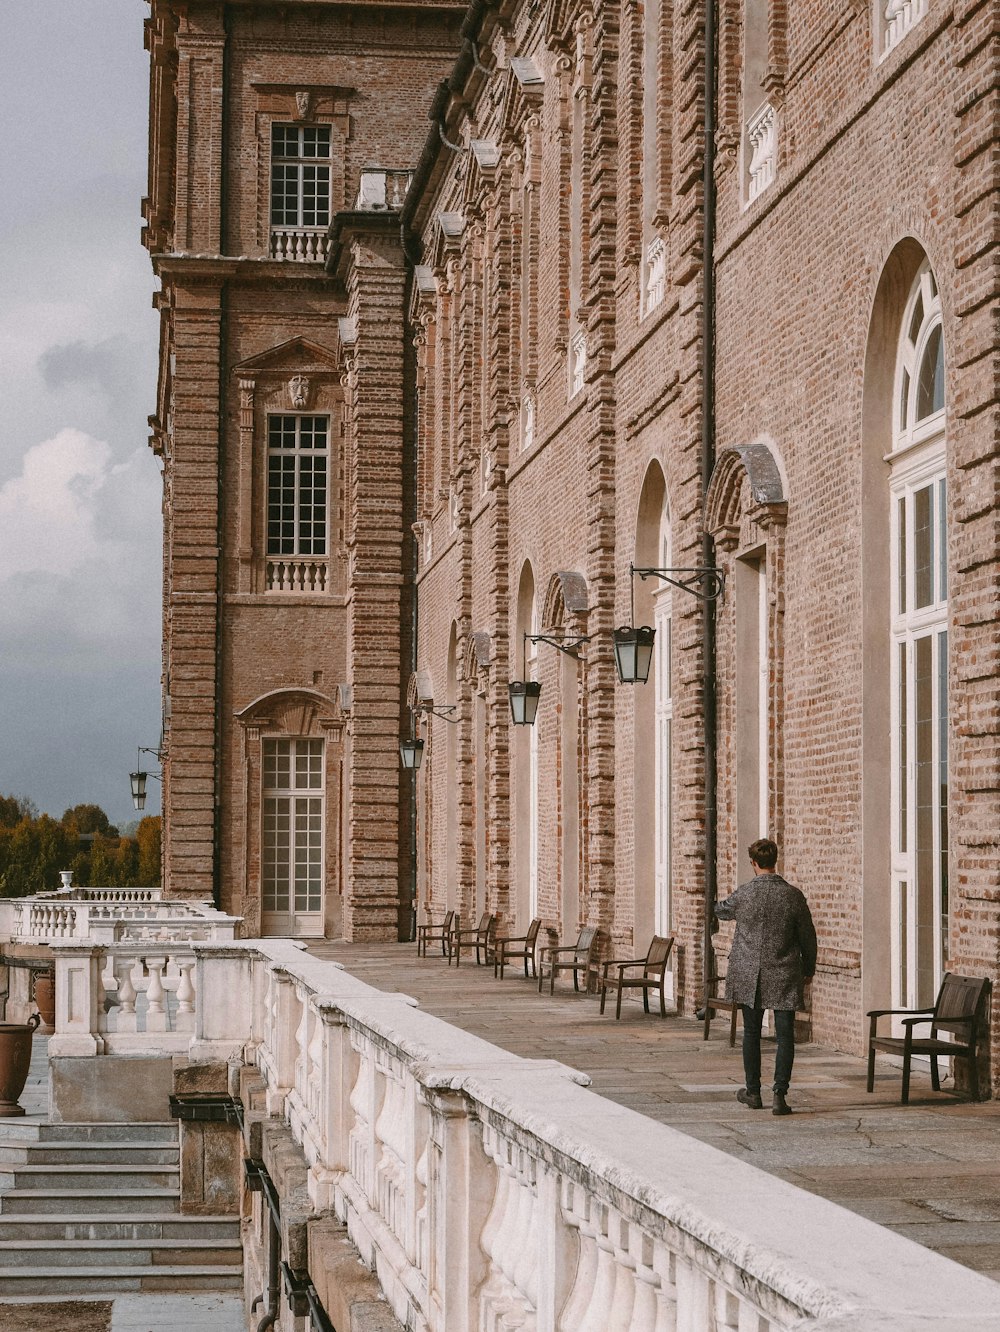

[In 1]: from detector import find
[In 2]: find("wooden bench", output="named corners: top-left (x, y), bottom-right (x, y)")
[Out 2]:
top-left (452, 912), bottom-right (495, 967)
top-left (416, 910), bottom-right (456, 960)
top-left (599, 935), bottom-right (675, 1019)
top-left (701, 970), bottom-right (739, 1046)
top-left (494, 918), bottom-right (542, 980)
top-left (866, 972), bottom-right (990, 1104)
top-left (537, 926), bottom-right (601, 995)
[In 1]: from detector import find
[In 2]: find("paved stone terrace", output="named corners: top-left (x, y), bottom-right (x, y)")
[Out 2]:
top-left (310, 940), bottom-right (1000, 1284)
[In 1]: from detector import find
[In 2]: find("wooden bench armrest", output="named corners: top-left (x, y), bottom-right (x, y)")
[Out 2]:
top-left (867, 1005), bottom-right (934, 1019)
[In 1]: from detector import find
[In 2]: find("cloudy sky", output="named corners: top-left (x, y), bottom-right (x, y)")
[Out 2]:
top-left (0, 1), bottom-right (162, 825)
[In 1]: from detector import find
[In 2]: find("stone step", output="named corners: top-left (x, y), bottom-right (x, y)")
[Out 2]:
top-left (0, 1120), bottom-right (178, 1145)
top-left (0, 1188), bottom-right (180, 1215)
top-left (0, 1238), bottom-right (242, 1268)
top-left (0, 1143), bottom-right (179, 1166)
top-left (0, 1265), bottom-right (244, 1298)
top-left (0, 1214), bottom-right (239, 1242)
top-left (0, 1164), bottom-right (178, 1191)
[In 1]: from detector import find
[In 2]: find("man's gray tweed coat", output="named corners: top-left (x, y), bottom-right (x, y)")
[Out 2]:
top-left (715, 873), bottom-right (818, 1011)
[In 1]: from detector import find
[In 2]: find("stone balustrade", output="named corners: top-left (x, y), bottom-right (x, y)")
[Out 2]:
top-left (0, 893), bottom-right (238, 947)
top-left (265, 556), bottom-right (329, 593)
top-left (178, 941), bottom-right (1000, 1332)
top-left (269, 227), bottom-right (329, 262)
top-left (48, 940), bottom-right (200, 1056)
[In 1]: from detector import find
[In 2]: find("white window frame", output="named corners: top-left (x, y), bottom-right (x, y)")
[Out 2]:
top-left (653, 522), bottom-right (673, 941)
top-left (270, 124), bottom-right (332, 230)
top-left (262, 738), bottom-right (325, 936)
top-left (528, 626), bottom-right (539, 921)
top-left (888, 261), bottom-right (948, 1017)
top-left (266, 414), bottom-right (329, 559)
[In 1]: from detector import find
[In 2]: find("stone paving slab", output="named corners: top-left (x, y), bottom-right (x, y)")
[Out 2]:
top-left (311, 940), bottom-right (1000, 1283)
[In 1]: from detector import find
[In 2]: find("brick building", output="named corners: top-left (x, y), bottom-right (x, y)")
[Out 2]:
top-left (148, 0), bottom-right (999, 1088)
top-left (144, 0), bottom-right (465, 938)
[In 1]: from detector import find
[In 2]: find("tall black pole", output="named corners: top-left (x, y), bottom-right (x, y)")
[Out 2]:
top-left (701, 0), bottom-right (719, 1004)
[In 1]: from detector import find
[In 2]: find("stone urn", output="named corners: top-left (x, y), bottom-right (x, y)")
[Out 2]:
top-left (0, 1013), bottom-right (40, 1116)
top-left (33, 973), bottom-right (55, 1030)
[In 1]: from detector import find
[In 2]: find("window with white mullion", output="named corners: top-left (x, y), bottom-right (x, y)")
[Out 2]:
top-left (653, 588), bottom-right (672, 937)
top-left (889, 263), bottom-right (948, 1015)
top-left (262, 738), bottom-right (325, 917)
top-left (270, 125), bottom-right (332, 229)
top-left (267, 415), bottom-right (328, 558)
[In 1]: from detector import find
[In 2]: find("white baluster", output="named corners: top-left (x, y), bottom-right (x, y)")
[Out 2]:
top-left (115, 956), bottom-right (138, 1033)
top-left (144, 955), bottom-right (168, 1032)
top-left (175, 957), bottom-right (196, 1032)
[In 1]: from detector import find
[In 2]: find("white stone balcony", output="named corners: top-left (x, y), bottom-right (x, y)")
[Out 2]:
top-left (268, 227), bottom-right (330, 263)
top-left (0, 890), bottom-right (238, 948)
top-left (30, 937), bottom-right (996, 1331)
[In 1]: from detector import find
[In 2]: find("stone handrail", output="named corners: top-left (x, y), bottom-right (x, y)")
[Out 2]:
top-left (179, 941), bottom-right (1000, 1332)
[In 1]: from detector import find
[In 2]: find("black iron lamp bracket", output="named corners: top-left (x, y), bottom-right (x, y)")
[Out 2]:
top-left (525, 631), bottom-right (591, 659)
top-left (631, 563), bottom-right (725, 604)
top-left (413, 703), bottom-right (460, 725)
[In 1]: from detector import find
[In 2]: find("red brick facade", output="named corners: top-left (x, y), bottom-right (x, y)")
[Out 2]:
top-left (148, 0), bottom-right (999, 1089)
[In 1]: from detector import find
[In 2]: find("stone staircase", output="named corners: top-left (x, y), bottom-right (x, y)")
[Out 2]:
top-left (0, 1120), bottom-right (242, 1300)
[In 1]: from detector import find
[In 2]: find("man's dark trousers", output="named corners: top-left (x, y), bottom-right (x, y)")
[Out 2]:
top-left (740, 1006), bottom-right (795, 1095)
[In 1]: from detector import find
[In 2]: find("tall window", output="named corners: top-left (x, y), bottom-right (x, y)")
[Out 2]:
top-left (890, 261), bottom-right (947, 1012)
top-left (527, 627), bottom-right (539, 920)
top-left (267, 415), bottom-right (328, 557)
top-left (262, 738), bottom-right (324, 926)
top-left (270, 125), bottom-right (332, 229)
top-left (641, 0), bottom-right (667, 315)
top-left (653, 520), bottom-right (673, 936)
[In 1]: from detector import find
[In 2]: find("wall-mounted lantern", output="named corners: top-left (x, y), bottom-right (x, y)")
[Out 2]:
top-left (398, 703), bottom-right (458, 769)
top-left (129, 746), bottom-right (163, 811)
top-left (508, 632), bottom-right (589, 726)
top-left (614, 563), bottom-right (725, 685)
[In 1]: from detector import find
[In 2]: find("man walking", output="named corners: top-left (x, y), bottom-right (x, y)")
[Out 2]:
top-left (714, 838), bottom-right (817, 1116)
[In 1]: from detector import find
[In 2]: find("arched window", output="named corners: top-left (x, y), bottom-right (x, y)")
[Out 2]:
top-left (633, 463), bottom-right (673, 954)
top-left (515, 564), bottom-right (539, 925)
top-left (653, 508), bottom-right (673, 937)
top-left (889, 260), bottom-right (948, 1013)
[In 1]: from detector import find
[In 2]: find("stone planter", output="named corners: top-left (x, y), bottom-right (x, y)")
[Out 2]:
top-left (0, 1013), bottom-right (41, 1116)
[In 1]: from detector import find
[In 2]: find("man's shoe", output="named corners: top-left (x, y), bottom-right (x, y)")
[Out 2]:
top-left (736, 1089), bottom-right (763, 1110)
top-left (772, 1092), bottom-right (793, 1116)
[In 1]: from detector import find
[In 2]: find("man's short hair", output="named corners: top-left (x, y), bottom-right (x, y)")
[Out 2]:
top-left (749, 838), bottom-right (778, 870)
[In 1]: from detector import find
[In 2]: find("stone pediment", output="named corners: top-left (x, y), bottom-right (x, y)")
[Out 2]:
top-left (233, 337), bottom-right (341, 379)
top-left (501, 57), bottom-right (545, 137)
top-left (428, 211), bottom-right (466, 272)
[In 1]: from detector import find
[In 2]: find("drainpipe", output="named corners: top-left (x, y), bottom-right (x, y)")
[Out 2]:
top-left (255, 1202), bottom-right (281, 1332)
top-left (212, 14), bottom-right (230, 913)
top-left (701, 0), bottom-right (719, 1006)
